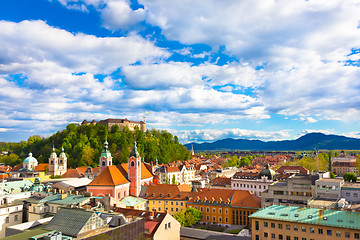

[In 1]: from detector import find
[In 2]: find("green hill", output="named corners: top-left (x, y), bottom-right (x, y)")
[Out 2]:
top-left (1, 124), bottom-right (190, 168)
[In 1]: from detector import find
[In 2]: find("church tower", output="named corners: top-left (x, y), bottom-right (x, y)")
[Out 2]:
top-left (99, 139), bottom-right (112, 173)
top-left (128, 141), bottom-right (141, 197)
top-left (58, 147), bottom-right (67, 175)
top-left (48, 146), bottom-right (58, 176)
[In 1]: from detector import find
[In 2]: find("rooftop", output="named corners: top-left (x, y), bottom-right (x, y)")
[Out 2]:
top-left (250, 205), bottom-right (360, 230)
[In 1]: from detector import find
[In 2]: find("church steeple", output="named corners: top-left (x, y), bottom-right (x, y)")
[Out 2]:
top-left (128, 141), bottom-right (141, 197)
top-left (99, 138), bottom-right (112, 173)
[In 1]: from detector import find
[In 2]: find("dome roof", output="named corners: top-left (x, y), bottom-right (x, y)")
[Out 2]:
top-left (59, 147), bottom-right (66, 158)
top-left (23, 152), bottom-right (38, 164)
top-left (50, 147), bottom-right (57, 158)
top-left (259, 163), bottom-right (276, 180)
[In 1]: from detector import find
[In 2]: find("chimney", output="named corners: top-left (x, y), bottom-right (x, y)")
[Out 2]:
top-left (104, 194), bottom-right (111, 212)
top-left (149, 211), bottom-right (154, 220)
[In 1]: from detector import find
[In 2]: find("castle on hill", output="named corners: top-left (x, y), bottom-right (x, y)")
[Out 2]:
top-left (81, 118), bottom-right (146, 132)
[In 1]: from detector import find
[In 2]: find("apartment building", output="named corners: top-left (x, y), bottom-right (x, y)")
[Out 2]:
top-left (250, 205), bottom-right (360, 240)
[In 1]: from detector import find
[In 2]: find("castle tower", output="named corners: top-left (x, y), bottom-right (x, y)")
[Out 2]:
top-left (140, 117), bottom-right (146, 132)
top-left (58, 147), bottom-right (67, 175)
top-left (48, 147), bottom-right (58, 176)
top-left (128, 141), bottom-right (141, 197)
top-left (99, 139), bottom-right (112, 173)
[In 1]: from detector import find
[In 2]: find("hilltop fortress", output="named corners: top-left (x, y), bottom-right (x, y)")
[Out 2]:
top-left (81, 118), bottom-right (146, 132)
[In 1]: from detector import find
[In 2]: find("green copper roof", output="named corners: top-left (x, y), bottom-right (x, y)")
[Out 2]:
top-left (23, 152), bottom-right (38, 164)
top-left (250, 205), bottom-right (360, 230)
top-left (39, 193), bottom-right (91, 205)
top-left (100, 138), bottom-right (112, 158)
top-left (130, 141), bottom-right (140, 158)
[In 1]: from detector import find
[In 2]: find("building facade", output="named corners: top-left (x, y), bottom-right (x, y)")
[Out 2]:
top-left (82, 118), bottom-right (146, 132)
top-left (250, 205), bottom-right (360, 240)
top-left (261, 175), bottom-right (313, 208)
top-left (48, 147), bottom-right (67, 176)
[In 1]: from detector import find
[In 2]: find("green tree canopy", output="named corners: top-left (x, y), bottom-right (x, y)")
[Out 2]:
top-left (343, 172), bottom-right (357, 182)
top-left (174, 207), bottom-right (202, 227)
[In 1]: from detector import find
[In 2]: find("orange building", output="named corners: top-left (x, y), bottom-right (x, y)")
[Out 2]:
top-left (87, 141), bottom-right (154, 200)
top-left (187, 188), bottom-right (261, 227)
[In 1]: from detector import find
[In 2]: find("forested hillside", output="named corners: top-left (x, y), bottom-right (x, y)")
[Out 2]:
top-left (0, 124), bottom-right (190, 168)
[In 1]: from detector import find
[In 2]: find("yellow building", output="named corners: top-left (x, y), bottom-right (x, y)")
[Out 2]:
top-left (144, 184), bottom-right (192, 215)
top-left (187, 188), bottom-right (260, 227)
top-left (250, 205), bottom-right (360, 240)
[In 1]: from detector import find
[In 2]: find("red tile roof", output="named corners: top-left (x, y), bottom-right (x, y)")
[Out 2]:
top-left (118, 162), bottom-right (154, 179)
top-left (88, 166), bottom-right (129, 186)
top-left (34, 163), bottom-right (48, 172)
top-left (61, 168), bottom-right (84, 178)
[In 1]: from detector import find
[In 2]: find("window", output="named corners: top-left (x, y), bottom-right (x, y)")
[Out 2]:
top-left (264, 222), bottom-right (268, 227)
top-left (206, 207), bottom-right (209, 212)
top-left (294, 238), bottom-right (298, 240)
top-left (225, 217), bottom-right (228, 222)
top-left (158, 207), bottom-right (161, 211)
top-left (168, 222), bottom-right (171, 228)
top-left (264, 232), bottom-right (268, 238)
top-left (318, 229), bottom-right (323, 234)
top-left (256, 235), bottom-right (259, 240)
top-left (286, 225), bottom-right (290, 230)
top-left (335, 231), bottom-right (341, 237)
top-left (212, 216), bottom-right (216, 222)
top-left (14, 215), bottom-right (18, 221)
top-left (219, 217), bottom-right (222, 222)
top-left (176, 208), bottom-right (178, 211)
top-left (181, 202), bottom-right (183, 206)
top-left (213, 208), bottom-right (216, 213)
top-left (219, 208), bottom-right (222, 214)
top-left (171, 208), bottom-right (174, 211)
top-left (310, 227), bottom-right (314, 233)
top-left (206, 216), bottom-right (209, 220)
top-left (171, 202), bottom-right (174, 205)
top-left (279, 223), bottom-right (283, 229)
top-left (286, 236), bottom-right (290, 240)
top-left (225, 208), bottom-right (228, 214)
top-left (355, 233), bottom-right (360, 239)
top-left (346, 192), bottom-right (350, 197)
top-left (176, 202), bottom-right (178, 206)
top-left (294, 225), bottom-right (298, 231)
top-left (271, 222), bottom-right (275, 228)
top-left (327, 230), bottom-right (332, 236)
top-left (255, 221), bottom-right (259, 230)
top-left (302, 227), bottom-right (306, 232)
top-left (302, 238), bottom-right (306, 240)
top-left (279, 234), bottom-right (283, 240)
top-left (345, 232), bottom-right (350, 238)
top-left (130, 161), bottom-right (135, 166)
top-left (271, 233), bottom-right (275, 239)
top-left (5, 217), bottom-right (9, 223)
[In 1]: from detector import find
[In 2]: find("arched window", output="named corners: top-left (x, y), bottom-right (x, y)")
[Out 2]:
top-left (60, 160), bottom-right (63, 164)
top-left (131, 161), bottom-right (135, 167)
top-left (138, 162), bottom-right (140, 167)
top-left (102, 161), bottom-right (106, 166)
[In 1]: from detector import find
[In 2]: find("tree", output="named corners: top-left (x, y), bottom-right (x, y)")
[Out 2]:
top-left (330, 172), bottom-right (336, 178)
top-left (172, 175), bottom-right (177, 185)
top-left (80, 146), bottom-right (95, 167)
top-left (165, 176), bottom-right (170, 184)
top-left (343, 172), bottom-right (357, 182)
top-left (174, 207), bottom-right (202, 227)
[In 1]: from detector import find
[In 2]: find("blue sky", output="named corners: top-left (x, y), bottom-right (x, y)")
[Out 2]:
top-left (1, 0), bottom-right (360, 143)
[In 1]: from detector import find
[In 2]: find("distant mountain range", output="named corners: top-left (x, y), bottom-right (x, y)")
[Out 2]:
top-left (184, 133), bottom-right (360, 151)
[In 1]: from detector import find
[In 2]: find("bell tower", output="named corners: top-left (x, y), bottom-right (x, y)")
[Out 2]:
top-left (128, 141), bottom-right (141, 197)
top-left (58, 147), bottom-right (67, 175)
top-left (99, 139), bottom-right (112, 173)
top-left (48, 146), bottom-right (58, 176)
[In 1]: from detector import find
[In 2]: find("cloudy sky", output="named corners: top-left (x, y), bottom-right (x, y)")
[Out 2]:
top-left (1, 0), bottom-right (360, 143)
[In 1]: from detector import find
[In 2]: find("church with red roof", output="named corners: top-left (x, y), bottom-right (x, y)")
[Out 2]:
top-left (86, 140), bottom-right (154, 200)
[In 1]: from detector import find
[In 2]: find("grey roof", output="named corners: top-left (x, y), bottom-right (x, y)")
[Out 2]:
top-left (38, 193), bottom-right (90, 205)
top-left (180, 227), bottom-right (251, 240)
top-left (46, 208), bottom-right (101, 237)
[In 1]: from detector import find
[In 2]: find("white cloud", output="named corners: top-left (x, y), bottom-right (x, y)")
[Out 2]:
top-left (167, 128), bottom-right (291, 144)
top-left (101, 0), bottom-right (145, 30)
top-left (300, 117), bottom-right (318, 123)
